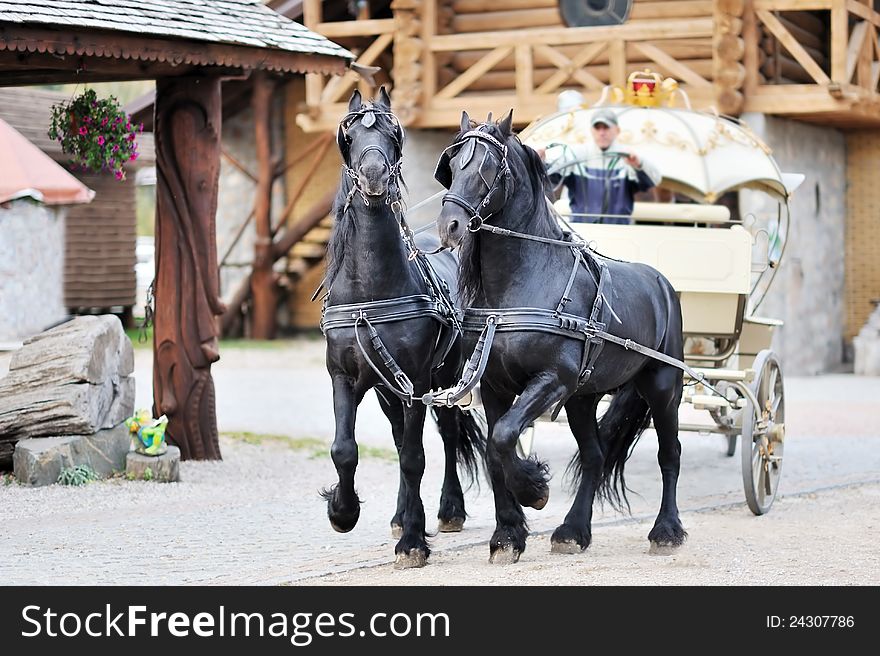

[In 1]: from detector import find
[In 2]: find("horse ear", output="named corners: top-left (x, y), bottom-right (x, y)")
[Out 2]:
top-left (348, 89), bottom-right (363, 112)
top-left (336, 124), bottom-right (350, 163)
top-left (460, 111), bottom-right (471, 133)
top-left (498, 109), bottom-right (514, 137)
top-left (376, 86), bottom-right (391, 109)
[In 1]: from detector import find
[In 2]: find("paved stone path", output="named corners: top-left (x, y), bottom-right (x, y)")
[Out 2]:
top-left (0, 341), bottom-right (878, 584)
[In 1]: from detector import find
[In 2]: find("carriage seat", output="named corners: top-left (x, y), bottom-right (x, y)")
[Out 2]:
top-left (570, 222), bottom-right (752, 338)
top-left (631, 202), bottom-right (731, 224)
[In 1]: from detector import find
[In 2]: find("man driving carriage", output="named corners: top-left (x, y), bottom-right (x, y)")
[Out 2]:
top-left (538, 94), bottom-right (661, 224)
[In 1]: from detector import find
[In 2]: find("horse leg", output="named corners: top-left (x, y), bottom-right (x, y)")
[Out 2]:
top-left (481, 384), bottom-right (529, 564)
top-left (394, 399), bottom-right (431, 568)
top-left (636, 366), bottom-right (688, 552)
top-left (551, 394), bottom-right (603, 554)
top-left (323, 375), bottom-right (365, 533)
top-left (375, 389), bottom-right (406, 539)
top-left (433, 406), bottom-right (466, 532)
top-left (492, 375), bottom-right (566, 511)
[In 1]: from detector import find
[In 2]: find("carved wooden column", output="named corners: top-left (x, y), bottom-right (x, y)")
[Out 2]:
top-left (391, 0), bottom-right (423, 126)
top-left (153, 75), bottom-right (226, 460)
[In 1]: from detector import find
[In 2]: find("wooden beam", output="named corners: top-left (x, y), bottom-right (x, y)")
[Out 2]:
top-left (321, 33), bottom-right (393, 103)
top-left (435, 46), bottom-right (513, 99)
top-left (315, 18), bottom-right (397, 37)
top-left (250, 71), bottom-right (277, 341)
top-left (429, 19), bottom-right (715, 51)
top-left (832, 0), bottom-right (849, 81)
top-left (754, 0), bottom-right (831, 9)
top-left (857, 24), bottom-right (875, 88)
top-left (632, 42), bottom-right (712, 87)
top-left (302, 0), bottom-right (322, 28)
top-left (743, 84), bottom-right (852, 113)
top-left (515, 44), bottom-right (533, 98)
top-left (757, 9), bottom-right (831, 84)
top-left (422, 0), bottom-right (438, 100)
top-left (742, 0), bottom-right (760, 94)
top-left (847, 0), bottom-right (880, 28)
top-left (533, 42), bottom-right (606, 93)
top-left (609, 40), bottom-right (627, 88)
top-left (846, 21), bottom-right (870, 82)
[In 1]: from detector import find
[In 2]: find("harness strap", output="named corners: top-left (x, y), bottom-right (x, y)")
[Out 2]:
top-left (353, 315), bottom-right (415, 405)
top-left (422, 315), bottom-right (497, 408)
top-left (321, 294), bottom-right (449, 332)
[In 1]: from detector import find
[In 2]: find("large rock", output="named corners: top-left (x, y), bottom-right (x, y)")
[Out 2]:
top-left (854, 305), bottom-right (880, 376)
top-left (0, 316), bottom-right (135, 468)
top-left (13, 423), bottom-right (132, 487)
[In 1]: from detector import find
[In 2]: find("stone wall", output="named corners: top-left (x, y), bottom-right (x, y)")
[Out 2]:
top-left (738, 114), bottom-right (846, 375)
top-left (0, 201), bottom-right (67, 343)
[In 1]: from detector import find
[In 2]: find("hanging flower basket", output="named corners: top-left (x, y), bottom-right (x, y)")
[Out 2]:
top-left (48, 88), bottom-right (144, 181)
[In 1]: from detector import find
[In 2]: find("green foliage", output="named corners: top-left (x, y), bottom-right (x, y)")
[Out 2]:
top-left (57, 465), bottom-right (99, 486)
top-left (142, 467), bottom-right (154, 482)
top-left (2, 473), bottom-right (16, 486)
top-left (48, 88), bottom-right (144, 181)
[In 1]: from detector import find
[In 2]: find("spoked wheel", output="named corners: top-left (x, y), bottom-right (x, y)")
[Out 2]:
top-left (466, 407), bottom-right (536, 459)
top-left (741, 350), bottom-right (785, 515)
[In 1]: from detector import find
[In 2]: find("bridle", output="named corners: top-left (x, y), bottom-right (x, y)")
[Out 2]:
top-left (337, 104), bottom-right (405, 213)
top-left (435, 128), bottom-right (512, 233)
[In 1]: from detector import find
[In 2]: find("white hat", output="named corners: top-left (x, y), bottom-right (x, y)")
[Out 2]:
top-left (557, 90), bottom-right (585, 112)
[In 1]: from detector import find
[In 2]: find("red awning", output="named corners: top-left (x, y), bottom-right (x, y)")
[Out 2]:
top-left (0, 117), bottom-right (94, 205)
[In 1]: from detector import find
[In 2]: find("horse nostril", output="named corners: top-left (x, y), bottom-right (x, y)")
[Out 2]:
top-left (448, 220), bottom-right (459, 235)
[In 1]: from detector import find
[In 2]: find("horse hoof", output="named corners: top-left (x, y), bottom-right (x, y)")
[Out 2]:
top-left (394, 549), bottom-right (428, 569)
top-left (550, 540), bottom-right (585, 555)
top-left (649, 541), bottom-right (682, 556)
top-left (438, 517), bottom-right (465, 533)
top-left (330, 521), bottom-right (354, 534)
top-left (390, 524), bottom-right (403, 539)
top-left (531, 491), bottom-right (550, 510)
top-left (489, 547), bottom-right (521, 565)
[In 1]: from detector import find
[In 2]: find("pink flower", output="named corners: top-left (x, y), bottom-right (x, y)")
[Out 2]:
top-left (78, 126), bottom-right (88, 136)
top-left (101, 118), bottom-right (108, 126)
top-left (127, 133), bottom-right (135, 142)
top-left (129, 152), bottom-right (138, 161)
top-left (97, 136), bottom-right (105, 146)
top-left (112, 144), bottom-right (119, 153)
top-left (125, 122), bottom-right (131, 130)
top-left (115, 170), bottom-right (125, 181)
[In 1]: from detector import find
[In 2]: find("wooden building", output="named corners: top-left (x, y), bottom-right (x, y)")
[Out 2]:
top-left (267, 0), bottom-right (879, 373)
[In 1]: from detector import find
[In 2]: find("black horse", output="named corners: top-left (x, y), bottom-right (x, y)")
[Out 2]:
top-left (434, 111), bottom-right (687, 563)
top-left (320, 89), bottom-right (484, 568)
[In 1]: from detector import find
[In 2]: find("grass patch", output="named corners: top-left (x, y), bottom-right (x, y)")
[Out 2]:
top-left (222, 432), bottom-right (397, 461)
top-left (126, 325), bottom-right (153, 349)
top-left (1, 473), bottom-right (16, 486)
top-left (125, 329), bottom-right (299, 351)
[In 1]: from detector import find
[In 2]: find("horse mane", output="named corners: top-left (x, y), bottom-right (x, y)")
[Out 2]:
top-left (457, 120), bottom-right (563, 306)
top-left (325, 109), bottom-right (406, 290)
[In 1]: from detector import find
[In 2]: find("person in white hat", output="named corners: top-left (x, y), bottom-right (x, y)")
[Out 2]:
top-left (543, 105), bottom-right (661, 224)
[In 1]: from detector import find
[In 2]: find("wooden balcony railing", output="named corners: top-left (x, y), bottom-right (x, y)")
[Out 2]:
top-left (743, 0), bottom-right (880, 124)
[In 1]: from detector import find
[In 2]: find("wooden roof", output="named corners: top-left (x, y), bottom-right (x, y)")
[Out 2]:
top-left (0, 0), bottom-right (352, 86)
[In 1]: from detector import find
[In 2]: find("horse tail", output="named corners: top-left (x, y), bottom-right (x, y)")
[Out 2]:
top-left (432, 406), bottom-right (487, 486)
top-left (567, 381), bottom-right (651, 512)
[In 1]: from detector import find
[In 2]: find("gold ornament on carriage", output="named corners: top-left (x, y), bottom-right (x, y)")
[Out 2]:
top-left (606, 69), bottom-right (680, 108)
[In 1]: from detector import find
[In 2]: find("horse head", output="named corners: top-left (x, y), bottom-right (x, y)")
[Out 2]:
top-left (336, 87), bottom-right (404, 199)
top-left (435, 109), bottom-right (514, 248)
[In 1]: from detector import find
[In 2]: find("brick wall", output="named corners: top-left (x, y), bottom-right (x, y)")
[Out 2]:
top-left (845, 130), bottom-right (880, 342)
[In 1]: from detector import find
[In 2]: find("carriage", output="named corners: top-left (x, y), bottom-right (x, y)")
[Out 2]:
top-left (501, 72), bottom-right (804, 516)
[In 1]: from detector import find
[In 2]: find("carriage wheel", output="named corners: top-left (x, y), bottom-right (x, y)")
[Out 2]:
top-left (741, 350), bottom-right (785, 515)
top-left (467, 408), bottom-right (536, 459)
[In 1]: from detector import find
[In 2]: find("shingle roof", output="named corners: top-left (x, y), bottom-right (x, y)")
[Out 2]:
top-left (0, 0), bottom-right (351, 61)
